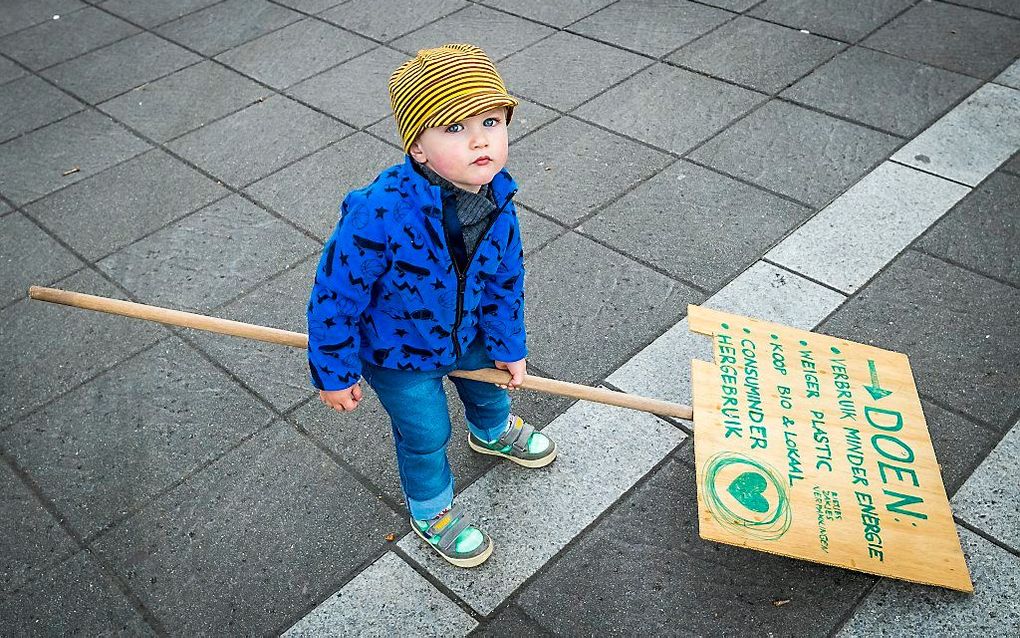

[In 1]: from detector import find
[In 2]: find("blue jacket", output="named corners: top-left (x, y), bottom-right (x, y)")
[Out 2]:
top-left (307, 155), bottom-right (526, 391)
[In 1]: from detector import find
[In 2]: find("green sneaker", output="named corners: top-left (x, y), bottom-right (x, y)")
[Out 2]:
top-left (468, 415), bottom-right (557, 468)
top-left (410, 505), bottom-right (492, 568)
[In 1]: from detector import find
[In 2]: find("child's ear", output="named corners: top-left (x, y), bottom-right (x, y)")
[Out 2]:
top-left (408, 140), bottom-right (426, 163)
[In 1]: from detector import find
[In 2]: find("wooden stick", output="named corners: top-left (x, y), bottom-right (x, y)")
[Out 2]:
top-left (28, 286), bottom-right (693, 420)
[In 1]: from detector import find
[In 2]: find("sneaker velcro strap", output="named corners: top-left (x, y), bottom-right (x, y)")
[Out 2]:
top-left (427, 505), bottom-right (462, 536)
top-left (437, 515), bottom-right (471, 551)
top-left (496, 416), bottom-right (524, 448)
top-left (511, 422), bottom-right (535, 454)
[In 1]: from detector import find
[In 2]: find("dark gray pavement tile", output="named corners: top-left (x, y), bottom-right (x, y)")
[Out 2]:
top-left (216, 18), bottom-right (374, 90)
top-left (1, 337), bottom-right (275, 538)
top-left (155, 0), bottom-right (302, 57)
top-left (97, 61), bottom-right (265, 143)
top-left (700, 0), bottom-right (758, 11)
top-left (1, 462), bottom-right (78, 594)
top-left (97, 193), bottom-right (319, 313)
top-left (26, 149), bottom-right (229, 261)
top-left (41, 32), bottom-right (200, 104)
top-left (166, 95), bottom-right (350, 187)
top-left (524, 232), bottom-right (700, 384)
top-left (473, 605), bottom-right (551, 637)
top-left (0, 550), bottom-right (154, 636)
top-left (750, 0), bottom-right (912, 42)
top-left (1004, 151), bottom-right (1020, 175)
top-left (500, 31), bottom-right (650, 111)
top-left (0, 268), bottom-right (166, 429)
top-left (820, 250), bottom-right (1020, 431)
top-left (508, 117), bottom-right (672, 225)
top-left (0, 212), bottom-right (83, 307)
top-left (245, 132), bottom-right (401, 240)
top-left (783, 46), bottom-right (981, 137)
top-left (946, 0), bottom-right (1020, 20)
top-left (918, 171), bottom-right (1019, 286)
top-left (953, 420), bottom-right (1020, 550)
top-left (0, 0), bottom-right (87, 38)
top-left (862, 2), bottom-right (1020, 79)
top-left (518, 206), bottom-right (562, 256)
top-left (517, 458), bottom-right (874, 636)
top-left (581, 161), bottom-right (811, 289)
top-left (287, 46), bottom-right (408, 128)
top-left (669, 16), bottom-right (845, 94)
top-left (0, 110), bottom-right (151, 206)
top-left (689, 99), bottom-right (899, 206)
top-left (0, 6), bottom-right (139, 70)
top-left (575, 63), bottom-right (765, 155)
top-left (478, 0), bottom-right (615, 28)
top-left (101, 0), bottom-right (222, 27)
top-left (0, 75), bottom-right (83, 143)
top-left (922, 400), bottom-right (1001, 497)
top-left (570, 0), bottom-right (734, 57)
top-left (91, 422), bottom-right (402, 636)
top-left (188, 258), bottom-right (317, 412)
top-left (320, 0), bottom-right (467, 42)
top-left (275, 0), bottom-right (348, 13)
top-left (0, 54), bottom-right (27, 85)
top-left (390, 4), bottom-right (554, 60)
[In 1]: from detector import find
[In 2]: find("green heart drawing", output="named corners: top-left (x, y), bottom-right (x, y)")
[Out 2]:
top-left (727, 471), bottom-right (770, 514)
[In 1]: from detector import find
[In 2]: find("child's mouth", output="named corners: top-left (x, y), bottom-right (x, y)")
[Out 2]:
top-left (472, 156), bottom-right (491, 166)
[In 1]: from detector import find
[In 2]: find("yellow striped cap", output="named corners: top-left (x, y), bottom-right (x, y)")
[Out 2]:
top-left (388, 44), bottom-right (518, 153)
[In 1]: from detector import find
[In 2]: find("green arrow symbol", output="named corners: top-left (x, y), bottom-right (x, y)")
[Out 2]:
top-left (865, 360), bottom-right (892, 401)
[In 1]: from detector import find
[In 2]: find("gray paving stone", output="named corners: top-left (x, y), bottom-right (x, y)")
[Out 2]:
top-left (245, 132), bottom-right (401, 240)
top-left (284, 552), bottom-right (476, 637)
top-left (0, 550), bottom-right (154, 636)
top-left (321, 0), bottom-right (467, 42)
top-left (820, 250), bottom-right (1020, 431)
top-left (525, 231), bottom-right (700, 385)
top-left (166, 95), bottom-right (350, 187)
top-left (575, 63), bottom-right (765, 155)
top-left (1, 337), bottom-right (275, 538)
top-left (274, 0), bottom-right (348, 13)
top-left (477, 0), bottom-right (615, 27)
top-left (582, 161), bottom-right (810, 289)
top-left (0, 75), bottom-right (83, 143)
top-left (0, 54), bottom-right (26, 85)
top-left (216, 18), bottom-right (375, 90)
top-left (783, 46), bottom-right (981, 137)
top-left (0, 0), bottom-right (87, 38)
top-left (518, 206), bottom-right (562, 256)
top-left (155, 0), bottom-right (302, 56)
top-left (767, 161), bottom-right (970, 293)
top-left (97, 60), bottom-right (266, 143)
top-left (287, 46), bottom-right (408, 128)
top-left (390, 4), bottom-right (554, 60)
top-left (996, 58), bottom-right (1020, 90)
top-left (0, 268), bottom-right (166, 429)
top-left (41, 32), bottom-right (200, 104)
top-left (508, 117), bottom-right (672, 225)
top-left (608, 260), bottom-right (845, 405)
top-left (0, 212), bottom-right (83, 307)
top-left (91, 422), bottom-right (403, 636)
top-left (750, 0), bottom-right (912, 42)
top-left (690, 99), bottom-right (899, 206)
top-left (101, 0), bottom-right (222, 27)
top-left (837, 527), bottom-right (1020, 636)
top-left (953, 421), bottom-right (1020, 551)
top-left (862, 2), bottom-right (1020, 79)
top-left (97, 193), bottom-right (319, 313)
top-left (398, 399), bottom-right (685, 615)
top-left (26, 148), bottom-right (229, 260)
top-left (918, 172), bottom-right (1020, 287)
top-left (570, 0), bottom-right (734, 58)
top-left (1005, 151), bottom-right (1020, 175)
top-left (518, 458), bottom-right (875, 636)
top-left (500, 31), bottom-right (650, 111)
top-left (698, 0), bottom-right (758, 11)
top-left (892, 82), bottom-right (1020, 187)
top-left (669, 16), bottom-right (845, 94)
top-left (1, 461), bottom-right (78, 594)
top-left (0, 109), bottom-right (151, 206)
top-left (921, 401), bottom-right (1001, 497)
top-left (952, 0), bottom-right (1020, 19)
top-left (0, 6), bottom-right (139, 71)
top-left (474, 605), bottom-right (551, 637)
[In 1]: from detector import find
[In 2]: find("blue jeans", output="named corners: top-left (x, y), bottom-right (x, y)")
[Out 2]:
top-left (360, 335), bottom-right (511, 520)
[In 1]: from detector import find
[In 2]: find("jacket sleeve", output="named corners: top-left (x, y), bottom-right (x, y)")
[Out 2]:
top-left (306, 196), bottom-right (388, 391)
top-left (480, 213), bottom-right (528, 363)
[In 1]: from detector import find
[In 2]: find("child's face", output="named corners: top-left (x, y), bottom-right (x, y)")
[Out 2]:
top-left (408, 107), bottom-right (509, 193)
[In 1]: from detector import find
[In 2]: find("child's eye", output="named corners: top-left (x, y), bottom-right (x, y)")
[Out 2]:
top-left (483, 117), bottom-right (501, 127)
top-left (445, 123), bottom-right (464, 133)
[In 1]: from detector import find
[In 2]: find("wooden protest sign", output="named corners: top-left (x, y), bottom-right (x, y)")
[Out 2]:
top-left (688, 305), bottom-right (972, 592)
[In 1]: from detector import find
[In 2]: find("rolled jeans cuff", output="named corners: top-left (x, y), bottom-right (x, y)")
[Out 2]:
top-left (406, 477), bottom-right (454, 521)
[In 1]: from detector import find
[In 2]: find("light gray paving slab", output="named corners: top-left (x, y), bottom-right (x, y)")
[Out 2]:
top-left (607, 261), bottom-right (845, 405)
top-left (0, 6), bottom-right (139, 71)
top-left (996, 58), bottom-right (1020, 90)
top-left (283, 552), bottom-right (476, 637)
top-left (892, 83), bottom-right (1020, 186)
top-left (477, 0), bottom-right (615, 28)
top-left (0, 0), bottom-right (87, 39)
top-left (390, 4), bottom-right (554, 61)
top-left (0, 74), bottom-right (83, 143)
top-left (397, 399), bottom-right (685, 614)
top-left (952, 421), bottom-right (1020, 551)
top-left (569, 0), bottom-right (734, 58)
top-left (749, 0), bottom-right (912, 43)
top-left (155, 0), bottom-right (302, 57)
top-left (0, 212), bottom-right (83, 307)
top-left (767, 161), bottom-right (970, 293)
top-left (101, 0), bottom-right (222, 27)
top-left (320, 0), bottom-right (467, 42)
top-left (837, 527), bottom-right (1020, 636)
top-left (0, 54), bottom-right (26, 85)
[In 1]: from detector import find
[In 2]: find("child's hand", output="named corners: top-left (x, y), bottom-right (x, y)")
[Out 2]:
top-left (320, 381), bottom-right (363, 412)
top-left (494, 359), bottom-right (526, 390)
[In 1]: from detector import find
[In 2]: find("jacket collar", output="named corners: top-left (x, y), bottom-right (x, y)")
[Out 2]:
top-left (398, 154), bottom-right (518, 219)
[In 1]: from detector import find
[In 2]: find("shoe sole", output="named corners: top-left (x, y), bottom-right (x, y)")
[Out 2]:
top-left (411, 521), bottom-right (493, 568)
top-left (468, 436), bottom-right (557, 468)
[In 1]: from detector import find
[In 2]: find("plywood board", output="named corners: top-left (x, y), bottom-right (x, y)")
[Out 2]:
top-left (688, 304), bottom-right (972, 592)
